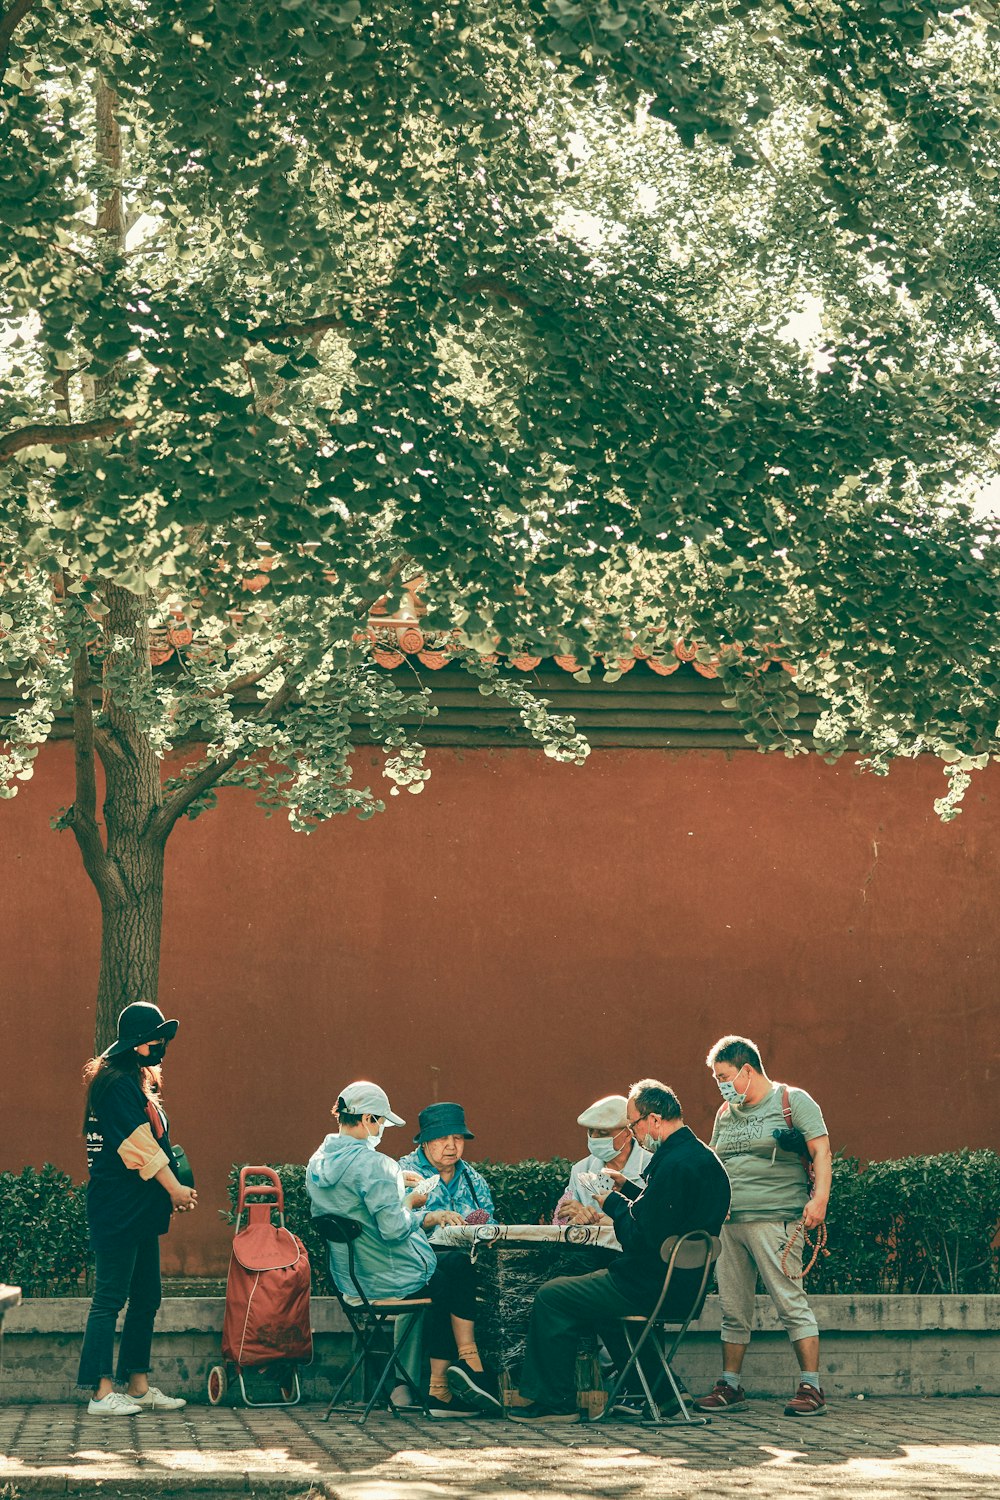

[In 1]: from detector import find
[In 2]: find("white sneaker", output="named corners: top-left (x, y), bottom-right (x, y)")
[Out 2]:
top-left (389, 1383), bottom-right (415, 1407)
top-left (87, 1392), bottom-right (143, 1416)
top-left (130, 1386), bottom-right (187, 1411)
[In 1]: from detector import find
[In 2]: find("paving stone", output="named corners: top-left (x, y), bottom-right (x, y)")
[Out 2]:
top-left (0, 1399), bottom-right (999, 1497)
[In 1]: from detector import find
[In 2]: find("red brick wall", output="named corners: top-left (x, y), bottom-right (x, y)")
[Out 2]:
top-left (2, 741), bottom-right (997, 1275)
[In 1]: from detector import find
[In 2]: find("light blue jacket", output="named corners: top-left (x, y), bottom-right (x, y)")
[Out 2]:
top-left (397, 1147), bottom-right (497, 1223)
top-left (306, 1132), bottom-right (437, 1301)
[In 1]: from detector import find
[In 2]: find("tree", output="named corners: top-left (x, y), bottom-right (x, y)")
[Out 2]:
top-left (2, 0), bottom-right (1000, 1046)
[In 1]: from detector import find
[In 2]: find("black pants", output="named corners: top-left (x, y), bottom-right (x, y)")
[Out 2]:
top-left (77, 1233), bottom-right (162, 1389)
top-left (518, 1268), bottom-right (670, 1407)
top-left (407, 1249), bottom-right (477, 1361)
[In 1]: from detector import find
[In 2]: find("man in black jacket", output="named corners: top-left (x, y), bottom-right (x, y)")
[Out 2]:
top-left (503, 1079), bottom-right (730, 1423)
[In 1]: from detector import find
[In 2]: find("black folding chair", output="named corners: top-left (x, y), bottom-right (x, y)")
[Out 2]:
top-left (594, 1229), bottom-right (721, 1427)
top-left (312, 1213), bottom-right (431, 1423)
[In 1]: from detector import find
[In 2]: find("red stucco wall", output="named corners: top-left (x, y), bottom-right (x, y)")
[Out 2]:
top-left (2, 741), bottom-right (998, 1275)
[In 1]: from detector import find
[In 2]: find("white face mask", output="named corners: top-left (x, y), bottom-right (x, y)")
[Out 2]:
top-left (365, 1120), bottom-right (385, 1151)
top-left (588, 1134), bottom-right (622, 1163)
top-left (638, 1129), bottom-right (658, 1153)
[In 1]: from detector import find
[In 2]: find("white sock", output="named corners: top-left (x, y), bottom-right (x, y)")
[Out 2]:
top-left (800, 1372), bottom-right (821, 1390)
top-left (722, 1371), bottom-right (741, 1389)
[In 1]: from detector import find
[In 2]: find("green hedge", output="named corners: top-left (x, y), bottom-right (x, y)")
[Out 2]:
top-left (0, 1164), bottom-right (91, 1295)
top-left (808, 1150), bottom-right (1000, 1295)
top-left (5, 1152), bottom-right (999, 1297)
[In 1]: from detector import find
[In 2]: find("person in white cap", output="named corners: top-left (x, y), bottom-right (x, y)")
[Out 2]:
top-left (553, 1094), bottom-right (652, 1225)
top-left (306, 1080), bottom-right (501, 1419)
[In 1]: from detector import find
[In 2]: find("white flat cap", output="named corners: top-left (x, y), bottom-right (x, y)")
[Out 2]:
top-left (577, 1094), bottom-right (629, 1129)
top-left (338, 1080), bottom-right (405, 1126)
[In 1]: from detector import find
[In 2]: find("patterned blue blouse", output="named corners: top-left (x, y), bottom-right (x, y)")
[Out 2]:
top-left (397, 1147), bottom-right (497, 1223)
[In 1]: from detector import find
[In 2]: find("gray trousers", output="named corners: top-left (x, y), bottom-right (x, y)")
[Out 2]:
top-left (717, 1220), bottom-right (819, 1346)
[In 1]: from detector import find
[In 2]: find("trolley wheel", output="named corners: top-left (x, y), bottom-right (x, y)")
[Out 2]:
top-left (207, 1364), bottom-right (229, 1405)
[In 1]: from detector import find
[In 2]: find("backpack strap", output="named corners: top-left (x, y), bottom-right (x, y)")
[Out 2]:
top-left (777, 1084), bottom-right (815, 1187)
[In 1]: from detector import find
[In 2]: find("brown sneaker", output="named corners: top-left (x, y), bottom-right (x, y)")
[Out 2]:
top-left (784, 1383), bottom-right (827, 1416)
top-left (694, 1379), bottom-right (748, 1414)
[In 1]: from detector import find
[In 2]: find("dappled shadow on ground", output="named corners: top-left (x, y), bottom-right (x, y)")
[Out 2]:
top-left (3, 1400), bottom-right (1000, 1498)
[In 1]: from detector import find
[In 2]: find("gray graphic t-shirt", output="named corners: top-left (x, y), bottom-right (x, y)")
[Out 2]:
top-left (710, 1084), bottom-right (827, 1223)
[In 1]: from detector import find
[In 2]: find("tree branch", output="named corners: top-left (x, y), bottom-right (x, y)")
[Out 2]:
top-left (248, 313), bottom-right (350, 343)
top-left (0, 417), bottom-right (129, 464)
top-left (462, 277), bottom-right (536, 312)
top-left (0, 0), bottom-right (37, 66)
top-left (93, 723), bottom-right (128, 776)
top-left (69, 650), bottom-right (122, 899)
top-left (202, 664), bottom-right (281, 701)
top-left (150, 676), bottom-right (296, 843)
top-left (247, 277), bottom-right (537, 345)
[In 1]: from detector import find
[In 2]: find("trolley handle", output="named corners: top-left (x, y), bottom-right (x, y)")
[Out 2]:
top-left (237, 1166), bottom-right (286, 1225)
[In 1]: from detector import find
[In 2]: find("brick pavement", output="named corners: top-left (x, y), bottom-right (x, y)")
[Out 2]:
top-left (0, 1399), bottom-right (998, 1498)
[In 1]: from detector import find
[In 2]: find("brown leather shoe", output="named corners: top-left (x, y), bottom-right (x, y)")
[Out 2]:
top-left (694, 1379), bottom-right (748, 1413)
top-left (784, 1383), bottom-right (827, 1416)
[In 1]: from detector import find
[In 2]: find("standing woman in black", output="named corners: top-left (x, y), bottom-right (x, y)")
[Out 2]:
top-left (77, 1002), bottom-right (198, 1415)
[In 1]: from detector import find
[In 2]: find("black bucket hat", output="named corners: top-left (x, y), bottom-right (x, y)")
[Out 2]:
top-left (413, 1101), bottom-right (474, 1144)
top-left (103, 1001), bottom-right (179, 1059)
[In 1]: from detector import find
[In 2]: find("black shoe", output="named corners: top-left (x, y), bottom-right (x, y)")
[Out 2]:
top-left (606, 1394), bottom-right (649, 1421)
top-left (447, 1360), bottom-right (503, 1416)
top-left (427, 1395), bottom-right (473, 1419)
top-left (509, 1401), bottom-right (579, 1424)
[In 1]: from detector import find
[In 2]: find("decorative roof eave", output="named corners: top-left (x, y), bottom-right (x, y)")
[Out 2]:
top-left (142, 579), bottom-right (795, 678)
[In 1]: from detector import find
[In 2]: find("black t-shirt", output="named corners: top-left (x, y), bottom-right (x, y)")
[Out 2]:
top-left (85, 1072), bottom-right (173, 1247)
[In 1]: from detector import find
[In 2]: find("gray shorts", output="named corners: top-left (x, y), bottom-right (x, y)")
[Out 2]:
top-left (717, 1219), bottom-right (820, 1346)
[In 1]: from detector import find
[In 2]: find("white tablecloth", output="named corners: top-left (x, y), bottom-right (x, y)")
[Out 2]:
top-left (429, 1222), bottom-right (620, 1251)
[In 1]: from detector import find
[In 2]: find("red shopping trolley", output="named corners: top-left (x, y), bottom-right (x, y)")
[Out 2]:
top-left (207, 1167), bottom-right (312, 1407)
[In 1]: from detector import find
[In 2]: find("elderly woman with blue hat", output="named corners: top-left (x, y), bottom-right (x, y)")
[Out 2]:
top-left (398, 1102), bottom-right (497, 1225)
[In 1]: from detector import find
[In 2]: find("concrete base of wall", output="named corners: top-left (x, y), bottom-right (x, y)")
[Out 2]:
top-left (3, 1294), bottom-right (998, 1404)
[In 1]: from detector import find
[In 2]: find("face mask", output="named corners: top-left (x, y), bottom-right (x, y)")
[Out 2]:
top-left (588, 1135), bottom-right (622, 1163)
top-left (140, 1043), bottom-right (166, 1066)
top-left (365, 1121), bottom-right (385, 1151)
top-left (717, 1070), bottom-right (748, 1106)
top-left (638, 1130), bottom-right (658, 1153)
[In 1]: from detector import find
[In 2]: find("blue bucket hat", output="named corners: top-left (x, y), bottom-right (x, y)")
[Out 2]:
top-left (413, 1101), bottom-right (475, 1144)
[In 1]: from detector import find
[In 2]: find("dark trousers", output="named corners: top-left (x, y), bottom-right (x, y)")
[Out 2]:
top-left (518, 1268), bottom-right (666, 1406)
top-left (407, 1250), bottom-right (477, 1361)
top-left (77, 1234), bottom-right (162, 1389)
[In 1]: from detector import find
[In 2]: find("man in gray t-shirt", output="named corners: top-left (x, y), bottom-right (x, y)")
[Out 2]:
top-left (695, 1035), bottom-right (832, 1420)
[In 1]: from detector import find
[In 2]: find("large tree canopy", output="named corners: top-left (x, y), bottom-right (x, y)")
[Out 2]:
top-left (2, 0), bottom-right (1000, 1037)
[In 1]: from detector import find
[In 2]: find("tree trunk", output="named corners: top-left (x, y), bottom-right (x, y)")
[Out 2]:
top-left (94, 843), bottom-right (165, 1052)
top-left (89, 582), bottom-right (167, 1053)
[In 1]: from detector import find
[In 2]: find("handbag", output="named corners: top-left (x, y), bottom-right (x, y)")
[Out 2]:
top-left (170, 1143), bottom-right (195, 1189)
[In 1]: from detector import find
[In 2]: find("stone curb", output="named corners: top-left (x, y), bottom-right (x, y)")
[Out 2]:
top-left (0, 1476), bottom-right (349, 1494)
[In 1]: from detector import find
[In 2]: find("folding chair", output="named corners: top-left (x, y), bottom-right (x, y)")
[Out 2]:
top-left (312, 1213), bottom-right (431, 1423)
top-left (594, 1229), bottom-right (720, 1427)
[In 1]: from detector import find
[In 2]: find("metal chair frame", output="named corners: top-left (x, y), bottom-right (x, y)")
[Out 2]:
top-left (593, 1229), bottom-right (720, 1427)
top-left (313, 1212), bottom-right (431, 1423)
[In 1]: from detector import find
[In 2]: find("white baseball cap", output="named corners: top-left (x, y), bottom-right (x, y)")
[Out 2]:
top-left (577, 1094), bottom-right (629, 1129)
top-left (337, 1080), bottom-right (405, 1126)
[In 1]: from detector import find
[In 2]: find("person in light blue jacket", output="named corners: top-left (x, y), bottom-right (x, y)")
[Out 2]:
top-left (306, 1080), bottom-right (500, 1419)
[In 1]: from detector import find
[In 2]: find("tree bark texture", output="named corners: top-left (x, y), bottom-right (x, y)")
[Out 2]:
top-left (87, 583), bottom-right (167, 1051)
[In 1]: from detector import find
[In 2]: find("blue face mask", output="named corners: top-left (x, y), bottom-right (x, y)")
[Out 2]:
top-left (717, 1070), bottom-right (748, 1107)
top-left (588, 1134), bottom-right (622, 1162)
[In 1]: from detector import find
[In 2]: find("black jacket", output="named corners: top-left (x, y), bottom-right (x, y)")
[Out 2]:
top-left (604, 1124), bottom-right (731, 1311)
